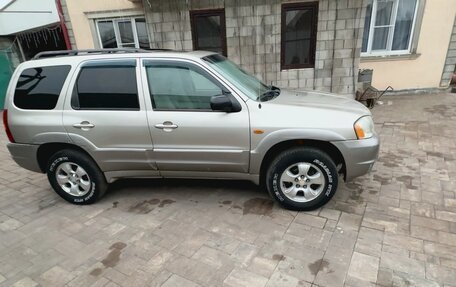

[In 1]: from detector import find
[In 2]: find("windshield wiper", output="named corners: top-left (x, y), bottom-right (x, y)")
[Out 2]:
top-left (258, 85), bottom-right (281, 102)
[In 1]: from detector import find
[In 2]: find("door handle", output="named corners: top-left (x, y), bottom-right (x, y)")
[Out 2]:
top-left (154, 121), bottom-right (178, 132)
top-left (73, 121), bottom-right (95, 131)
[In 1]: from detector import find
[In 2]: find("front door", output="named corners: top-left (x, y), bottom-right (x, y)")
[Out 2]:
top-left (63, 59), bottom-right (156, 173)
top-left (141, 58), bottom-right (250, 174)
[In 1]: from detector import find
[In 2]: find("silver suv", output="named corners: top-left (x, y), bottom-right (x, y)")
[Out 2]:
top-left (3, 49), bottom-right (379, 211)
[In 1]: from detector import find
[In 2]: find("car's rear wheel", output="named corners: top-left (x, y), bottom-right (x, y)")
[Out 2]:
top-left (266, 147), bottom-right (338, 211)
top-left (46, 149), bottom-right (107, 204)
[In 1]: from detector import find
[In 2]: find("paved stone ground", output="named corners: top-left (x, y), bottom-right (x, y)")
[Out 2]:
top-left (1, 93), bottom-right (456, 287)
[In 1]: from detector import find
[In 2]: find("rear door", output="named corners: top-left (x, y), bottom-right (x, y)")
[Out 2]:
top-left (63, 58), bottom-right (156, 173)
top-left (140, 58), bottom-right (250, 174)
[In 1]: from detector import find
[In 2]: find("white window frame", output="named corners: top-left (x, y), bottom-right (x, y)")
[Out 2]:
top-left (362, 0), bottom-right (420, 57)
top-left (95, 17), bottom-right (147, 49)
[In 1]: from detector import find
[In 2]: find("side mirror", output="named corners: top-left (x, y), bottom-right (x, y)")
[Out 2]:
top-left (210, 94), bottom-right (241, 112)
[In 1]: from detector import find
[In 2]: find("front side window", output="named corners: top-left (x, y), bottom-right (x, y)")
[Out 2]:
top-left (362, 0), bottom-right (419, 55)
top-left (14, 65), bottom-right (71, 110)
top-left (96, 17), bottom-right (150, 49)
top-left (144, 60), bottom-right (224, 110)
top-left (73, 60), bottom-right (139, 110)
top-left (281, 2), bottom-right (318, 70)
top-left (190, 9), bottom-right (227, 56)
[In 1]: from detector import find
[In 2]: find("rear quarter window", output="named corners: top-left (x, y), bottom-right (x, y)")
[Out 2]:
top-left (72, 61), bottom-right (139, 110)
top-left (14, 65), bottom-right (71, 110)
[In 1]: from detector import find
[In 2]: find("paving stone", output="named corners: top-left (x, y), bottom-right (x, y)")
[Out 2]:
top-left (347, 252), bottom-right (379, 283)
top-left (411, 225), bottom-right (439, 241)
top-left (38, 265), bottom-right (75, 286)
top-left (265, 271), bottom-right (300, 287)
top-left (345, 275), bottom-right (378, 287)
top-left (355, 227), bottom-right (383, 257)
top-left (422, 191), bottom-right (444, 205)
top-left (411, 215), bottom-right (451, 232)
top-left (380, 252), bottom-right (425, 278)
top-left (164, 256), bottom-right (219, 286)
top-left (411, 202), bottom-right (435, 218)
top-left (318, 208), bottom-right (341, 221)
top-left (0, 218), bottom-right (23, 231)
top-left (376, 268), bottom-right (393, 286)
top-left (162, 274), bottom-right (201, 287)
top-left (383, 233), bottom-right (424, 252)
top-left (400, 188), bottom-right (421, 202)
top-left (337, 213), bottom-right (362, 231)
top-left (147, 270), bottom-right (173, 287)
top-left (382, 244), bottom-right (410, 257)
top-left (277, 250), bottom-right (323, 283)
top-left (438, 231), bottom-right (456, 246)
top-left (224, 268), bottom-right (268, 287)
top-left (426, 263), bottom-right (456, 285)
top-left (444, 198), bottom-right (456, 208)
top-left (436, 210), bottom-right (456, 222)
top-left (230, 242), bottom-right (258, 267)
top-left (424, 242), bottom-right (456, 260)
top-left (441, 258), bottom-right (456, 269)
top-left (313, 259), bottom-right (350, 287)
top-left (191, 245), bottom-right (232, 269)
top-left (293, 213), bottom-right (327, 229)
top-left (285, 224), bottom-right (332, 251)
top-left (247, 256), bottom-right (278, 278)
top-left (392, 271), bottom-right (440, 287)
top-left (11, 277), bottom-right (39, 287)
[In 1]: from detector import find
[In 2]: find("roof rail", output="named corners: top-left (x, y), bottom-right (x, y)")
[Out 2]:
top-left (32, 48), bottom-right (168, 60)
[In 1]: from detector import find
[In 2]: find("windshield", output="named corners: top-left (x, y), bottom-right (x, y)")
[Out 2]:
top-left (203, 54), bottom-right (274, 101)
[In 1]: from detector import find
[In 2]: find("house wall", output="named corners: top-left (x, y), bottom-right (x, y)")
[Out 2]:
top-left (144, 0), bottom-right (368, 97)
top-left (64, 0), bottom-right (142, 49)
top-left (359, 0), bottom-right (456, 91)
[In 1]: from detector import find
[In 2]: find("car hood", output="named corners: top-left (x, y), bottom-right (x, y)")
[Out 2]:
top-left (247, 88), bottom-right (373, 141)
top-left (268, 89), bottom-right (371, 116)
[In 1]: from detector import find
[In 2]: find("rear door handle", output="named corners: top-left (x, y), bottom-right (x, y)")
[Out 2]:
top-left (73, 121), bottom-right (95, 131)
top-left (154, 121), bottom-right (178, 132)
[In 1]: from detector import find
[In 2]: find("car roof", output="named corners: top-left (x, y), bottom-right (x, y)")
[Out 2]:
top-left (21, 49), bottom-right (218, 68)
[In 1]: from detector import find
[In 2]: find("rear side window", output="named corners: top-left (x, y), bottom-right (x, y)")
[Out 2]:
top-left (14, 65), bottom-right (71, 110)
top-left (73, 60), bottom-right (139, 110)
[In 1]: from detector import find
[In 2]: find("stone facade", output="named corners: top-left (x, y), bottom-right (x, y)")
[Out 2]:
top-left (143, 0), bottom-right (368, 97)
top-left (440, 17), bottom-right (456, 87)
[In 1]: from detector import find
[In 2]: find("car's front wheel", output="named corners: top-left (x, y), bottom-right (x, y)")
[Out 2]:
top-left (266, 147), bottom-right (338, 211)
top-left (46, 149), bottom-right (107, 204)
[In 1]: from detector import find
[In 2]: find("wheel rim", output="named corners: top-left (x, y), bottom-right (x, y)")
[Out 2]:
top-left (279, 162), bottom-right (326, 203)
top-left (55, 162), bottom-right (92, 197)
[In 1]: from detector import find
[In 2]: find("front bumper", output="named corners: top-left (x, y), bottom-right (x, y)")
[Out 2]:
top-left (7, 143), bottom-right (42, 173)
top-left (332, 135), bottom-right (380, 181)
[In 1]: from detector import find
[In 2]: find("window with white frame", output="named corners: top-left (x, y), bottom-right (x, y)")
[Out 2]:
top-left (362, 0), bottom-right (420, 56)
top-left (96, 17), bottom-right (149, 49)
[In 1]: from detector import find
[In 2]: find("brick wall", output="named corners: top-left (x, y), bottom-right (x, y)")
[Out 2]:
top-left (59, 0), bottom-right (77, 49)
top-left (440, 17), bottom-right (456, 87)
top-left (144, 0), bottom-right (367, 97)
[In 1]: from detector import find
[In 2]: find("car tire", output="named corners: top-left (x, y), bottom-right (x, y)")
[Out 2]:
top-left (266, 147), bottom-right (338, 211)
top-left (46, 149), bottom-right (107, 205)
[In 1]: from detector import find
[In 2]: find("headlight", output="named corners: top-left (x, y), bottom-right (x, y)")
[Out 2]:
top-left (354, 116), bottom-right (374, 139)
